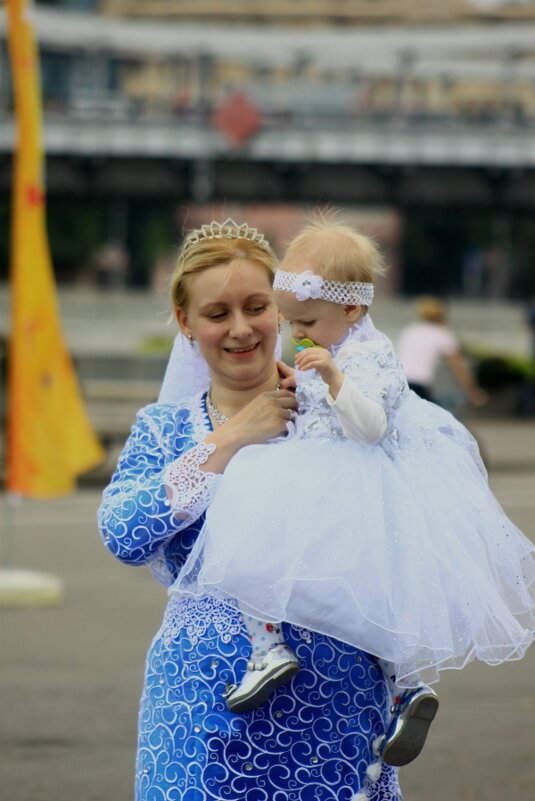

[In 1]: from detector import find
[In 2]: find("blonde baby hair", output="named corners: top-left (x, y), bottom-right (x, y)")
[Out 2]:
top-left (281, 212), bottom-right (386, 286)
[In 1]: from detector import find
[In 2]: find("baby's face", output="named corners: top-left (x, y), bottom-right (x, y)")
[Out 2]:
top-left (275, 291), bottom-right (359, 349)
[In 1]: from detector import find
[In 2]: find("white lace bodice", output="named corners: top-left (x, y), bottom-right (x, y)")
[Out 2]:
top-left (296, 335), bottom-right (409, 455)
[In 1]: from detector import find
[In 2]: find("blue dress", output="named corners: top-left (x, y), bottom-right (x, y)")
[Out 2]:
top-left (98, 399), bottom-right (401, 801)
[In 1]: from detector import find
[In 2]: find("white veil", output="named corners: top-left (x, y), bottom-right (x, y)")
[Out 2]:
top-left (158, 333), bottom-right (210, 404)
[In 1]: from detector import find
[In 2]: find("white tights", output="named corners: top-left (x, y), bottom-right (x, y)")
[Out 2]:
top-left (242, 614), bottom-right (285, 656)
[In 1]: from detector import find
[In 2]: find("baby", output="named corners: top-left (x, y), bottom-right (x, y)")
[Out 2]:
top-left (173, 218), bottom-right (535, 767)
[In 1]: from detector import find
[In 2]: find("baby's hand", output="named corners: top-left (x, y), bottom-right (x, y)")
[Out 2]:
top-left (294, 348), bottom-right (344, 396)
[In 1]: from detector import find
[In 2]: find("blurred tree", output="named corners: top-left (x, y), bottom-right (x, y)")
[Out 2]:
top-left (128, 202), bottom-right (175, 287)
top-left (46, 199), bottom-right (107, 280)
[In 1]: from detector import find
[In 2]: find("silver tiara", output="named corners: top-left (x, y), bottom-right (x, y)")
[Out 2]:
top-left (182, 218), bottom-right (271, 254)
top-left (273, 269), bottom-right (374, 306)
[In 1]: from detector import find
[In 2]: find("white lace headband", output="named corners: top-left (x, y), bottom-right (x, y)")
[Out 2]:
top-left (273, 269), bottom-right (374, 306)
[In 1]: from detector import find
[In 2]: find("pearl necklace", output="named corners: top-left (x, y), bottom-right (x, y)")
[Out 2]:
top-left (206, 381), bottom-right (281, 427)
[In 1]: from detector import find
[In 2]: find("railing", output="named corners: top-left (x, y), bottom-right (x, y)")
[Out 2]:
top-left (1, 108), bottom-right (535, 167)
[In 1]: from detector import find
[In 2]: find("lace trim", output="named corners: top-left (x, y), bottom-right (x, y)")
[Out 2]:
top-left (329, 314), bottom-right (386, 356)
top-left (161, 594), bottom-right (246, 646)
top-left (189, 393), bottom-right (213, 440)
top-left (163, 441), bottom-right (220, 524)
top-left (352, 757), bottom-right (400, 800)
top-left (161, 594), bottom-right (326, 649)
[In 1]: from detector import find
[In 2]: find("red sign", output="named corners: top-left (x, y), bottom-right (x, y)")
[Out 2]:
top-left (213, 92), bottom-right (262, 146)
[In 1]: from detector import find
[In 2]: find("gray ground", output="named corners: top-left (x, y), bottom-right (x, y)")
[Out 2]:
top-left (1, 422), bottom-right (534, 801)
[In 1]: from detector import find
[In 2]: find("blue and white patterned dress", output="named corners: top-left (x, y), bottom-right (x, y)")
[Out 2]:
top-left (98, 399), bottom-right (401, 801)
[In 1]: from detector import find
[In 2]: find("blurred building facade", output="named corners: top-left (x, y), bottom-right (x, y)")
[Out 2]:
top-left (2, 1), bottom-right (535, 133)
top-left (1, 0), bottom-right (535, 294)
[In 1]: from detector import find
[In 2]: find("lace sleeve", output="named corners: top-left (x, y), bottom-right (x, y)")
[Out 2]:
top-left (163, 441), bottom-right (222, 524)
top-left (98, 405), bottom-right (216, 573)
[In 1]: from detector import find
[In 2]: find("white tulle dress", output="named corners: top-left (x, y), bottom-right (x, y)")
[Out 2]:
top-left (172, 316), bottom-right (535, 687)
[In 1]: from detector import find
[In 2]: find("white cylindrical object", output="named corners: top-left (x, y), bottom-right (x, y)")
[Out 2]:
top-left (0, 569), bottom-right (64, 609)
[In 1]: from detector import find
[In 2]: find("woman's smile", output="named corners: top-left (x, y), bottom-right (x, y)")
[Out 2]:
top-left (224, 342), bottom-right (261, 359)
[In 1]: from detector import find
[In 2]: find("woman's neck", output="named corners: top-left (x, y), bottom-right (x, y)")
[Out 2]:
top-left (210, 365), bottom-right (280, 418)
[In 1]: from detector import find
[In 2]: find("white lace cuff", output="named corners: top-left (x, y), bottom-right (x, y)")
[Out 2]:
top-left (163, 442), bottom-right (221, 526)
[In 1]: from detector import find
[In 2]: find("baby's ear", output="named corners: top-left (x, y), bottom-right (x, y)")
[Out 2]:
top-left (344, 305), bottom-right (362, 322)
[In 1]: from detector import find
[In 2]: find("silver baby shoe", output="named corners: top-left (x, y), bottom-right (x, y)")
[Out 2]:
top-left (223, 644), bottom-right (300, 713)
top-left (375, 685), bottom-right (439, 767)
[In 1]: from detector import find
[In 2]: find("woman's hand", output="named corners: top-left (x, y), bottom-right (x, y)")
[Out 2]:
top-left (226, 389), bottom-right (298, 446)
top-left (277, 360), bottom-right (296, 391)
top-left (200, 385), bottom-right (297, 476)
top-left (467, 387), bottom-right (488, 406)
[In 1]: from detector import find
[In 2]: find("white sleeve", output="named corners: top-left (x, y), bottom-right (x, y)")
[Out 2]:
top-left (163, 441), bottom-right (223, 525)
top-left (326, 376), bottom-right (387, 445)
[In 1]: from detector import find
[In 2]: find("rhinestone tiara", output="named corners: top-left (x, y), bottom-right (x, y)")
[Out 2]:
top-left (274, 269), bottom-right (374, 306)
top-left (181, 218), bottom-right (271, 254)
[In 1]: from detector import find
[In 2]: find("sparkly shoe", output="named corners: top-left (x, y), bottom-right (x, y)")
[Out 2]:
top-left (376, 686), bottom-right (439, 767)
top-left (223, 644), bottom-right (300, 713)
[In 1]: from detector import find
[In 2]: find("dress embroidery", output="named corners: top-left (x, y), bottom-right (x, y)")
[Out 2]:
top-left (161, 594), bottom-right (246, 646)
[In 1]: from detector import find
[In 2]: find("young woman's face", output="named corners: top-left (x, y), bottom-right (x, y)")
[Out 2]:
top-left (275, 291), bottom-right (361, 349)
top-left (177, 259), bottom-right (279, 390)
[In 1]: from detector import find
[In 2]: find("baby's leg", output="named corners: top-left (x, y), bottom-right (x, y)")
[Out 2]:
top-left (376, 657), bottom-right (404, 702)
top-left (223, 613), bottom-right (299, 714)
top-left (242, 614), bottom-right (285, 655)
top-left (375, 658), bottom-right (439, 767)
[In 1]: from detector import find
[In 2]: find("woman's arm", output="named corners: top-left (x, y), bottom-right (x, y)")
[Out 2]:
top-left (97, 407), bottom-right (198, 567)
top-left (164, 388), bottom-right (297, 511)
top-left (100, 390), bottom-right (298, 567)
top-left (98, 406), bottom-right (236, 568)
top-left (446, 352), bottom-right (487, 406)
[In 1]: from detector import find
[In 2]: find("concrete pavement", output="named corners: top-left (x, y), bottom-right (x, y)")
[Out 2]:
top-left (1, 454), bottom-right (535, 801)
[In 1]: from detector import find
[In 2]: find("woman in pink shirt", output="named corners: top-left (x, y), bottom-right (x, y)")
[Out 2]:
top-left (397, 297), bottom-right (487, 406)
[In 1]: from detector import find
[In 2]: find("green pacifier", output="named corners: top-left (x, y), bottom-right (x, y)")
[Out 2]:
top-left (292, 337), bottom-right (325, 353)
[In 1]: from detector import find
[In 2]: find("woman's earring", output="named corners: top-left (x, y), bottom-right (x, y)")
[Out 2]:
top-left (278, 320), bottom-right (282, 334)
top-left (188, 334), bottom-right (194, 348)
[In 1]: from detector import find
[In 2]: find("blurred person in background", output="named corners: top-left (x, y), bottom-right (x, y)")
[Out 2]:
top-left (91, 241), bottom-right (129, 289)
top-left (397, 296), bottom-right (487, 408)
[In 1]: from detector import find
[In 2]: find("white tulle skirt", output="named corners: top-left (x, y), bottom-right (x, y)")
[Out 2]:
top-left (173, 395), bottom-right (535, 686)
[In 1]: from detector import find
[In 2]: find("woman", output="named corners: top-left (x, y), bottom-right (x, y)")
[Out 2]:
top-left (98, 219), bottom-right (401, 801)
top-left (397, 296), bottom-right (486, 407)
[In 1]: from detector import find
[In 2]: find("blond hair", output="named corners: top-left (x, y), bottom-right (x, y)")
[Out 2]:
top-left (415, 297), bottom-right (448, 324)
top-left (171, 230), bottom-right (278, 310)
top-left (281, 214), bottom-right (386, 285)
